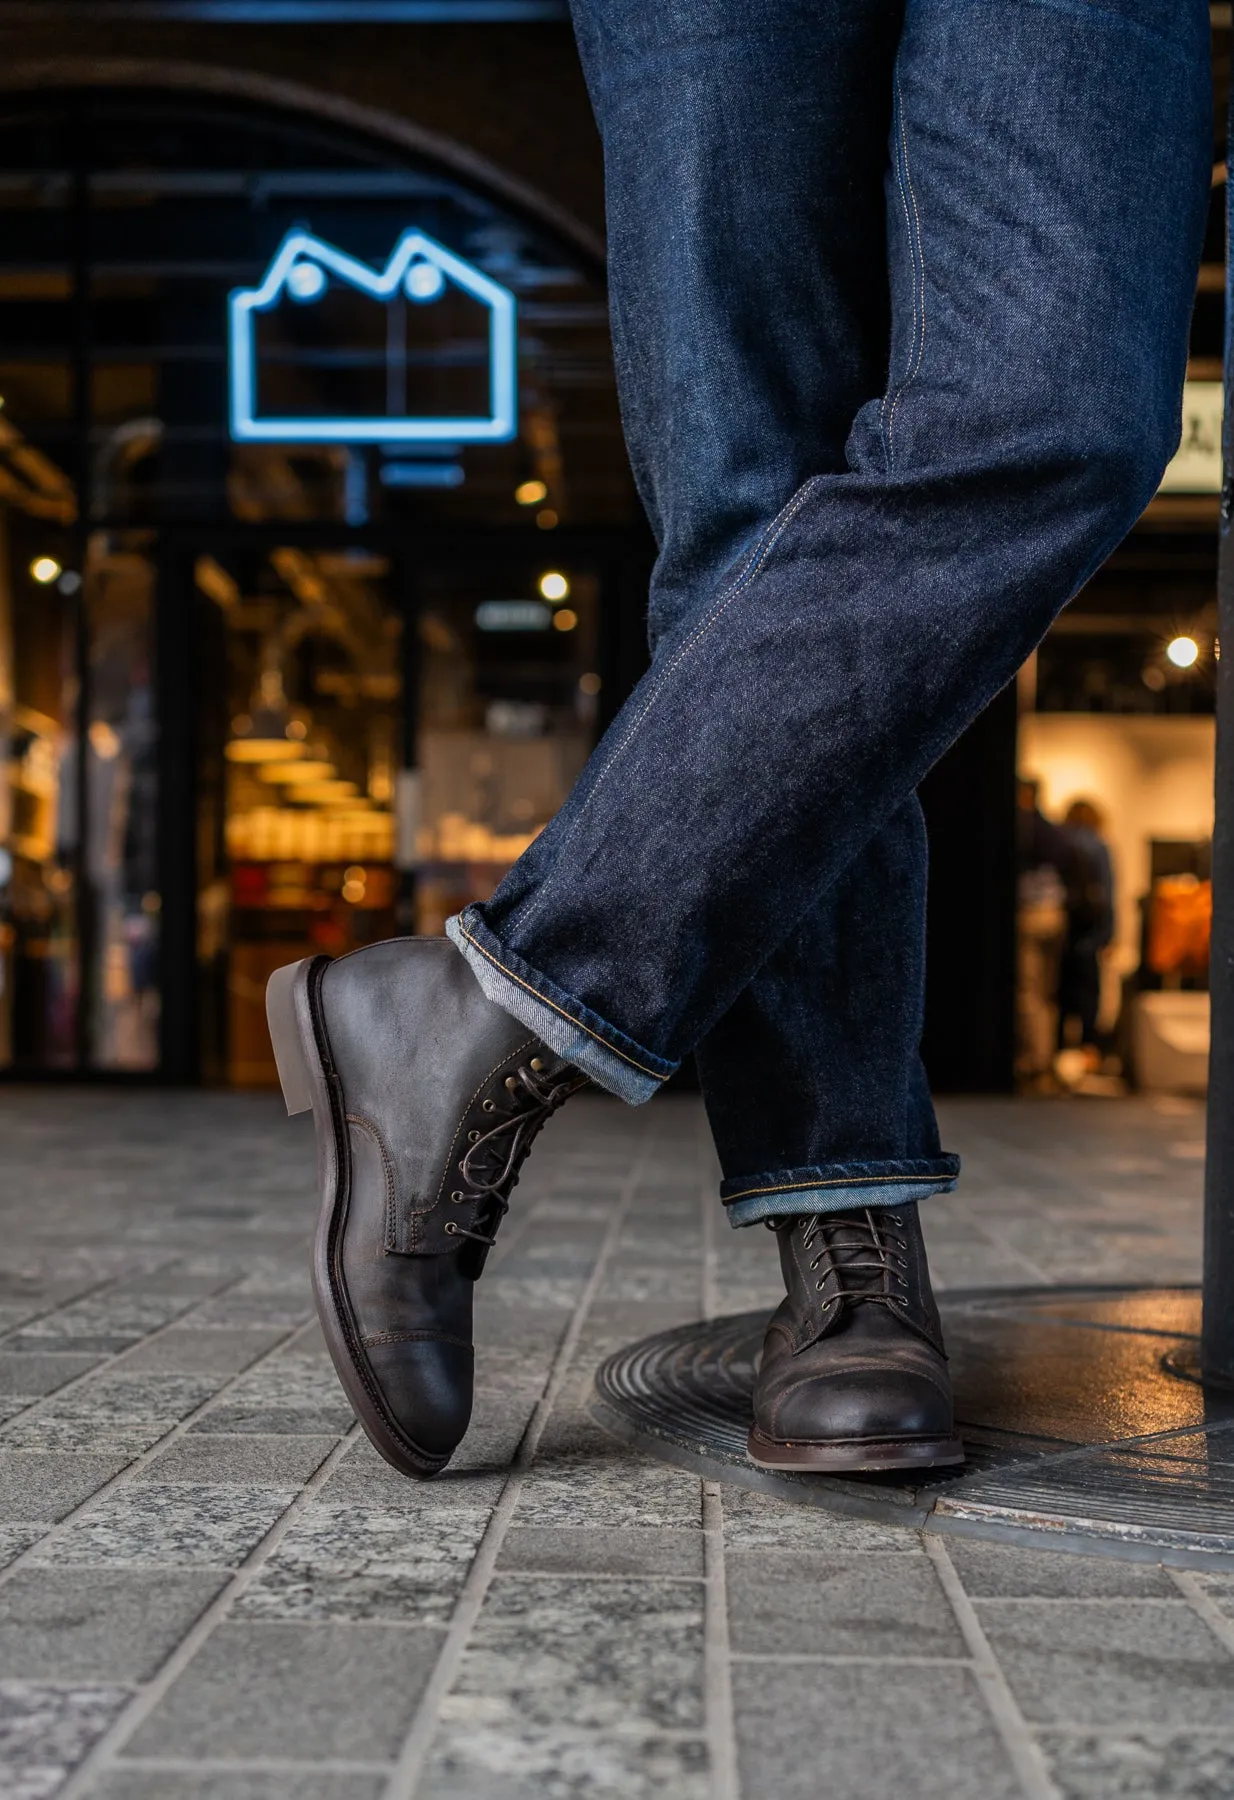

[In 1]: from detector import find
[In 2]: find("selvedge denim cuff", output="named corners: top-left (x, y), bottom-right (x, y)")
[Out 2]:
top-left (446, 906), bottom-right (676, 1105)
top-left (722, 1158), bottom-right (960, 1228)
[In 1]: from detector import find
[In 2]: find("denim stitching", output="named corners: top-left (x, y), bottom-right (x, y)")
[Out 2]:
top-left (456, 921), bottom-right (669, 1080)
top-left (885, 73), bottom-right (927, 468)
top-left (723, 1170), bottom-right (950, 1203)
top-left (507, 475), bottom-right (820, 935)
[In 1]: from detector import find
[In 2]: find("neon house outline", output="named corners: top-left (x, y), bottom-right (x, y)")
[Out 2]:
top-left (228, 227), bottom-right (517, 443)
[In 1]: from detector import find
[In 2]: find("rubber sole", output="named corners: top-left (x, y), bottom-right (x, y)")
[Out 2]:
top-left (266, 956), bottom-right (450, 1480)
top-left (746, 1424), bottom-right (965, 1473)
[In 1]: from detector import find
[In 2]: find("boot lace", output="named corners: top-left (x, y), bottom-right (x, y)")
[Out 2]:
top-left (444, 1059), bottom-right (581, 1250)
top-left (789, 1208), bottom-right (910, 1307)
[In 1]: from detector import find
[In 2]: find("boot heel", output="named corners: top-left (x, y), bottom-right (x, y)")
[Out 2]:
top-left (266, 959), bottom-right (318, 1116)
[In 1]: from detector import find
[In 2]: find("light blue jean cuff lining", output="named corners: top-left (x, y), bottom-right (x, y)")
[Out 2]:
top-left (445, 915), bottom-right (659, 1105)
top-left (725, 1178), bottom-right (957, 1229)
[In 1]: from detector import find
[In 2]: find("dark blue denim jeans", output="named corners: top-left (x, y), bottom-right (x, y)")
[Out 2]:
top-left (449, 0), bottom-right (1211, 1226)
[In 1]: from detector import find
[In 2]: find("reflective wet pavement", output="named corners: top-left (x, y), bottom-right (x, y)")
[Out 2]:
top-left (0, 1085), bottom-right (1227, 1799)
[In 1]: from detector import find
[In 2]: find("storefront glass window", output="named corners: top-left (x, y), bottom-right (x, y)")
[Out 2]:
top-left (0, 88), bottom-right (637, 1080)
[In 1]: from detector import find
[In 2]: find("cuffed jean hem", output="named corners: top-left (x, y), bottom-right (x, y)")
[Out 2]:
top-left (722, 1157), bottom-right (961, 1228)
top-left (445, 906), bottom-right (677, 1106)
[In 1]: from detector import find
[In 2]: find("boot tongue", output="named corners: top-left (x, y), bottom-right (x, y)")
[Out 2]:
top-left (803, 1213), bottom-right (890, 1303)
top-left (777, 1210), bottom-right (900, 1351)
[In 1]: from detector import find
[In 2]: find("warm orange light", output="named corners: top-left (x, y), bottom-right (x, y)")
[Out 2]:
top-left (552, 608), bottom-right (578, 633)
top-left (258, 761), bottom-right (334, 784)
top-left (287, 780), bottom-right (359, 804)
top-left (226, 739), bottom-right (304, 764)
top-left (515, 480), bottom-right (548, 506)
top-left (539, 571), bottom-right (569, 602)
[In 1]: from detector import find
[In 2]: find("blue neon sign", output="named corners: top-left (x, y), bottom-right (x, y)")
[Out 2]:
top-left (228, 227), bottom-right (517, 444)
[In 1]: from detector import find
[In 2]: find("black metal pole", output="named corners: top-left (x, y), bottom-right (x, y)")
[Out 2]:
top-left (1201, 105), bottom-right (1234, 1382)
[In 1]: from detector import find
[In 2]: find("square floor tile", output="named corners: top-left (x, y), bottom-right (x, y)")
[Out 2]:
top-left (124, 1622), bottom-right (441, 1760)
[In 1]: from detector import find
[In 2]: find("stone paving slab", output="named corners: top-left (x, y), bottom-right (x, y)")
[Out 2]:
top-left (0, 1086), bottom-right (1224, 1797)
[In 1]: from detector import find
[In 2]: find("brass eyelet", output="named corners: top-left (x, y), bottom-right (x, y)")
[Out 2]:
top-left (450, 1190), bottom-right (464, 1203)
top-left (482, 1099), bottom-right (496, 1112)
top-left (445, 1221), bottom-right (459, 1235)
top-left (530, 1057), bottom-right (544, 1072)
top-left (505, 1076), bottom-right (518, 1091)
top-left (467, 1130), bottom-right (480, 1143)
top-left (815, 1280), bottom-right (824, 1291)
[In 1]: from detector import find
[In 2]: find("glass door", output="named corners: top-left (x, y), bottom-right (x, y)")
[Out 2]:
top-left (197, 542), bottom-right (404, 1087)
top-left (192, 534), bottom-right (608, 1087)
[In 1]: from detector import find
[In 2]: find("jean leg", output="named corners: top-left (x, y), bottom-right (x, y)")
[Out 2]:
top-left (451, 0), bottom-right (1210, 1212)
top-left (567, 0), bottom-right (950, 1211)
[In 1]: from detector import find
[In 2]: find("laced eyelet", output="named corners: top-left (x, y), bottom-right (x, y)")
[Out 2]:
top-left (815, 1280), bottom-right (825, 1291)
top-left (809, 1257), bottom-right (821, 1270)
top-left (444, 1221), bottom-right (459, 1234)
top-left (450, 1190), bottom-right (464, 1203)
top-left (467, 1130), bottom-right (480, 1143)
top-left (482, 1099), bottom-right (496, 1113)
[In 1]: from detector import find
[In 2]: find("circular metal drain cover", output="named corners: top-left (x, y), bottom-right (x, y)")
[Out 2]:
top-left (591, 1286), bottom-right (1234, 1566)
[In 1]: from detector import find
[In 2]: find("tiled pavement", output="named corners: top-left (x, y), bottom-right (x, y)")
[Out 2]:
top-left (0, 1084), bottom-right (1224, 1800)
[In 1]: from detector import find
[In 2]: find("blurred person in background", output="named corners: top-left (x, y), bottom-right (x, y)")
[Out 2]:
top-left (266, 0), bottom-right (1211, 1482)
top-left (1016, 778), bottom-right (1073, 1088)
top-left (1057, 798), bottom-right (1116, 1066)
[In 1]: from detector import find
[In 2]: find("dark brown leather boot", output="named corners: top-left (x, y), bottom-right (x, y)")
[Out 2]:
top-left (747, 1205), bottom-right (963, 1473)
top-left (266, 938), bottom-right (585, 1478)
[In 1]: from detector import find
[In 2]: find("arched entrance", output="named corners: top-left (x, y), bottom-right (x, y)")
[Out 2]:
top-left (0, 81), bottom-right (644, 1083)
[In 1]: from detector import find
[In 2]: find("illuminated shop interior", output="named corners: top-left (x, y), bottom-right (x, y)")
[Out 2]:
top-left (0, 89), bottom-right (641, 1084)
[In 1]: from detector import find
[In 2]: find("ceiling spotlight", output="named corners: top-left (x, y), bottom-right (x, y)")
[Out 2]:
top-left (539, 571), bottom-right (569, 602)
top-left (516, 480), bottom-right (548, 506)
top-left (1166, 635), bottom-right (1200, 669)
top-left (30, 557), bottom-right (61, 584)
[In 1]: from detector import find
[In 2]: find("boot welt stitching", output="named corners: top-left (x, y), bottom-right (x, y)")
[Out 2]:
top-left (360, 1329), bottom-right (473, 1351)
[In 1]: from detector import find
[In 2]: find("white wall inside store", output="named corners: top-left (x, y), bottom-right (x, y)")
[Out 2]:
top-left (1018, 713), bottom-right (1215, 1012)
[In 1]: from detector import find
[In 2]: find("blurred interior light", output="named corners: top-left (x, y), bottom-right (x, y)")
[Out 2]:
top-left (1166, 635), bottom-right (1200, 669)
top-left (515, 480), bottom-right (547, 506)
top-left (30, 556), bottom-right (61, 584)
top-left (552, 608), bottom-right (578, 632)
top-left (258, 760), bottom-right (333, 784)
top-left (225, 738), bottom-right (304, 763)
top-left (535, 509), bottom-right (559, 530)
top-left (87, 720), bottom-right (121, 762)
top-left (286, 718), bottom-right (309, 740)
top-left (539, 571), bottom-right (569, 602)
top-left (288, 779), bottom-right (359, 804)
top-left (579, 672), bottom-right (601, 695)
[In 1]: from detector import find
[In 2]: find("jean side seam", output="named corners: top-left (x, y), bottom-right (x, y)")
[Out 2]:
top-left (885, 73), bottom-right (927, 469)
top-left (505, 475), bottom-right (820, 936)
top-left (454, 919), bottom-right (669, 1082)
top-left (723, 1171), bottom-right (951, 1203)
